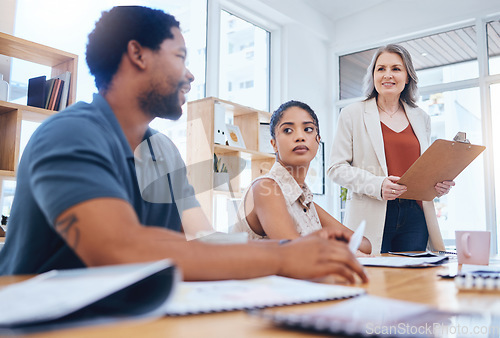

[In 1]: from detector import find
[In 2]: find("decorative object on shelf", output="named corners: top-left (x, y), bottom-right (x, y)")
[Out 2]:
top-left (213, 153), bottom-right (227, 173)
top-left (258, 123), bottom-right (274, 153)
top-left (0, 215), bottom-right (7, 236)
top-left (213, 172), bottom-right (230, 191)
top-left (0, 74), bottom-right (9, 101)
top-left (213, 101), bottom-right (226, 145)
top-left (187, 97), bottom-right (274, 224)
top-left (305, 141), bottom-right (325, 195)
top-left (225, 124), bottom-right (246, 149)
top-left (213, 154), bottom-right (230, 191)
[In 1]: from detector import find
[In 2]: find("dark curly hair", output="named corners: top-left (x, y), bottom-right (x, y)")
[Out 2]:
top-left (86, 6), bottom-right (180, 91)
top-left (269, 100), bottom-right (320, 141)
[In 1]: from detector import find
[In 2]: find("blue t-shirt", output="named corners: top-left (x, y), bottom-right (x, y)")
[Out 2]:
top-left (0, 94), bottom-right (199, 275)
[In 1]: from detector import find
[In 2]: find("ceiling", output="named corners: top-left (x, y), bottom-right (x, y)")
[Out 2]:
top-left (304, 0), bottom-right (388, 21)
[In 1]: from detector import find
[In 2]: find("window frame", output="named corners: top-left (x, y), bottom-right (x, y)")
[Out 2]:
top-left (206, 0), bottom-right (280, 112)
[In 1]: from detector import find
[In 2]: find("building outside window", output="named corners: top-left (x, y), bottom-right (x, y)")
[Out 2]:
top-left (219, 10), bottom-right (270, 112)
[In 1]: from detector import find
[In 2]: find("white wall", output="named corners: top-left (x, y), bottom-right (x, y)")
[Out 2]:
top-left (280, 23), bottom-right (332, 207)
top-left (229, 0), bottom-right (333, 41)
top-left (333, 0), bottom-right (500, 54)
top-left (0, 0), bottom-right (16, 83)
top-left (248, 0), bottom-right (334, 207)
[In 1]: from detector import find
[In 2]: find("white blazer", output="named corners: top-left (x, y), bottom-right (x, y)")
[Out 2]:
top-left (327, 98), bottom-right (445, 254)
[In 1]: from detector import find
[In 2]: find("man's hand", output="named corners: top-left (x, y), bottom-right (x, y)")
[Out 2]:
top-left (277, 229), bottom-right (368, 283)
top-left (320, 227), bottom-right (351, 243)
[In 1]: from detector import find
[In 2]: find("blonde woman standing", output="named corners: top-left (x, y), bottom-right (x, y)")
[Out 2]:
top-left (328, 44), bottom-right (454, 254)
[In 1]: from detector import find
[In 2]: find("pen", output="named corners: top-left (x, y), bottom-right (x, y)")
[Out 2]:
top-left (348, 220), bottom-right (365, 254)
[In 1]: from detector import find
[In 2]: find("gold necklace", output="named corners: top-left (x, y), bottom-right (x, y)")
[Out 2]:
top-left (377, 104), bottom-right (401, 118)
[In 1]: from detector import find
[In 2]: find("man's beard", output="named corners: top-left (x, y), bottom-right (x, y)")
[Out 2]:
top-left (138, 83), bottom-right (183, 121)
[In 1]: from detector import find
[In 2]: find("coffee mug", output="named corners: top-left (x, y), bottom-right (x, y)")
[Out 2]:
top-left (455, 230), bottom-right (490, 265)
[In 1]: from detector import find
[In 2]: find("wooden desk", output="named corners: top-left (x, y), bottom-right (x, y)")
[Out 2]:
top-left (2, 263), bottom-right (500, 337)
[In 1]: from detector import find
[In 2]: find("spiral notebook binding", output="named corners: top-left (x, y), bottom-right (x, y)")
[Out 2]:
top-left (455, 272), bottom-right (500, 291)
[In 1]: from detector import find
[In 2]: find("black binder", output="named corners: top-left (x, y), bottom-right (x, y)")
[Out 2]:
top-left (27, 75), bottom-right (47, 108)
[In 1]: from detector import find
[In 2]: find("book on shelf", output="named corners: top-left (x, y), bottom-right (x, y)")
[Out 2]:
top-left (27, 72), bottom-right (71, 111)
top-left (54, 71), bottom-right (71, 111)
top-left (48, 78), bottom-right (63, 110)
top-left (27, 75), bottom-right (47, 108)
top-left (44, 78), bottom-right (56, 110)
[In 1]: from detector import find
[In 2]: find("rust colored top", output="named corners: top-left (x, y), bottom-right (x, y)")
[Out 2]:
top-left (381, 122), bottom-right (422, 207)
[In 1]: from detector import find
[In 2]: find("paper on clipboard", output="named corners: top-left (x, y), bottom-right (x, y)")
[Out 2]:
top-left (397, 137), bottom-right (485, 201)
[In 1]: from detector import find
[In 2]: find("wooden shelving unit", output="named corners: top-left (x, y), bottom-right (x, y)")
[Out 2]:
top-left (0, 32), bottom-right (78, 177)
top-left (186, 97), bottom-right (275, 223)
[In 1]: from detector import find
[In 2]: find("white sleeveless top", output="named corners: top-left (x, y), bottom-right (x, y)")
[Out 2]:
top-left (231, 162), bottom-right (322, 239)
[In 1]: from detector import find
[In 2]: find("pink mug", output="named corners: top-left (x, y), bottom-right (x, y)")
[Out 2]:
top-left (455, 231), bottom-right (490, 265)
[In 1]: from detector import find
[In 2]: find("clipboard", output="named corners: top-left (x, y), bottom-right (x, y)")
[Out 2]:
top-left (397, 135), bottom-right (485, 201)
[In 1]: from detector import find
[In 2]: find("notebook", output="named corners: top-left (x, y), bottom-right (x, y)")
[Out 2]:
top-left (0, 260), bottom-right (178, 334)
top-left (163, 276), bottom-right (365, 315)
top-left (455, 272), bottom-right (500, 291)
top-left (253, 295), bottom-right (492, 337)
top-left (358, 256), bottom-right (448, 267)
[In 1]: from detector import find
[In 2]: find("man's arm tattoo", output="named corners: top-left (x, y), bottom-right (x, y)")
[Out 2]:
top-left (55, 213), bottom-right (80, 250)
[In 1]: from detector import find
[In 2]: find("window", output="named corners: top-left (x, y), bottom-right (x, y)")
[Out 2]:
top-left (487, 20), bottom-right (500, 75)
top-left (418, 88), bottom-right (485, 244)
top-left (339, 48), bottom-right (377, 100)
top-left (219, 10), bottom-right (270, 111)
top-left (0, 180), bottom-right (15, 220)
top-left (491, 83), bottom-right (500, 248)
top-left (339, 26), bottom-right (479, 100)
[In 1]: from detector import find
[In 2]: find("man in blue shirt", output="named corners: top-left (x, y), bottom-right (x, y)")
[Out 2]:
top-left (0, 6), bottom-right (367, 283)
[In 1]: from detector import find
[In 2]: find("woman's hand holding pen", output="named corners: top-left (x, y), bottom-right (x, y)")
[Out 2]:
top-left (435, 180), bottom-right (455, 197)
top-left (381, 176), bottom-right (407, 200)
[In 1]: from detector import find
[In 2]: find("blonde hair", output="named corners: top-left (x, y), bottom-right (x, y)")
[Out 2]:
top-left (363, 44), bottom-right (419, 108)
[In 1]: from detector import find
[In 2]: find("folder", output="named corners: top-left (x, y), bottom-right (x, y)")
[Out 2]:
top-left (27, 75), bottom-right (47, 108)
top-left (397, 135), bottom-right (485, 201)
